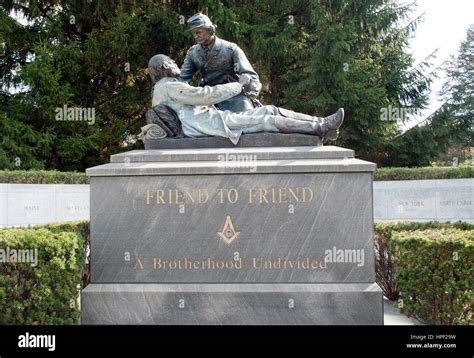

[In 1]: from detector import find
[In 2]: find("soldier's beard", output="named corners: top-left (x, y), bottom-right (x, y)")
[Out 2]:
top-left (197, 35), bottom-right (215, 48)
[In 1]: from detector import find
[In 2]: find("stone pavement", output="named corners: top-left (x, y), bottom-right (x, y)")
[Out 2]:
top-left (383, 297), bottom-right (424, 325)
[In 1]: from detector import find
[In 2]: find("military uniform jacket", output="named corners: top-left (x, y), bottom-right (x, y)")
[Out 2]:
top-left (151, 77), bottom-right (244, 144)
top-left (179, 36), bottom-right (260, 88)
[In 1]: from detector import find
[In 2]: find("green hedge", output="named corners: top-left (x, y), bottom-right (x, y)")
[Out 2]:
top-left (375, 221), bottom-right (474, 324)
top-left (0, 166), bottom-right (473, 183)
top-left (393, 229), bottom-right (473, 325)
top-left (0, 222), bottom-right (88, 325)
top-left (1, 220), bottom-right (473, 324)
top-left (0, 170), bottom-right (89, 184)
top-left (39, 221), bottom-right (90, 245)
top-left (374, 166), bottom-right (473, 181)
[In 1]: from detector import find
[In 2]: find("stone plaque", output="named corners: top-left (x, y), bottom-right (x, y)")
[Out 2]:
top-left (89, 147), bottom-right (375, 283)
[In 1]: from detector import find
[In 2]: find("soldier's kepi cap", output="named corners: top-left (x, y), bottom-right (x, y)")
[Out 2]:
top-left (187, 12), bottom-right (215, 31)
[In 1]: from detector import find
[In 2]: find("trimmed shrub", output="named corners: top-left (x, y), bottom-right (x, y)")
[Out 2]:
top-left (392, 228), bottom-right (473, 325)
top-left (374, 221), bottom-right (474, 302)
top-left (37, 220), bottom-right (89, 236)
top-left (0, 170), bottom-right (89, 184)
top-left (0, 227), bottom-right (85, 325)
top-left (40, 221), bottom-right (91, 286)
top-left (374, 166), bottom-right (473, 181)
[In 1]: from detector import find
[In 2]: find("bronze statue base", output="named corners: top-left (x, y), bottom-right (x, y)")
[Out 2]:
top-left (144, 133), bottom-right (322, 149)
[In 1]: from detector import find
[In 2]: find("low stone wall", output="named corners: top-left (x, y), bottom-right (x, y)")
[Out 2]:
top-left (373, 179), bottom-right (473, 223)
top-left (1, 178), bottom-right (472, 227)
top-left (0, 184), bottom-right (89, 227)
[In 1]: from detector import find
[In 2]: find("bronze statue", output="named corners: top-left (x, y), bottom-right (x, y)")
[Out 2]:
top-left (142, 54), bottom-right (344, 145)
top-left (179, 13), bottom-right (262, 112)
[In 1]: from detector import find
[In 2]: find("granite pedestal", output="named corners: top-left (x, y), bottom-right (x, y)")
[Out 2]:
top-left (82, 141), bottom-right (383, 324)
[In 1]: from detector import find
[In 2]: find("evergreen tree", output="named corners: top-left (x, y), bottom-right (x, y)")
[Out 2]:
top-left (382, 25), bottom-right (473, 167)
top-left (227, 0), bottom-right (432, 162)
top-left (382, 107), bottom-right (453, 167)
top-left (440, 24), bottom-right (474, 148)
top-left (1, 0), bottom-right (433, 170)
top-left (1, 0), bottom-right (196, 170)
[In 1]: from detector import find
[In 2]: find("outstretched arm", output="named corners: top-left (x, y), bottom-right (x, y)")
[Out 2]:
top-left (233, 46), bottom-right (262, 93)
top-left (166, 81), bottom-right (242, 106)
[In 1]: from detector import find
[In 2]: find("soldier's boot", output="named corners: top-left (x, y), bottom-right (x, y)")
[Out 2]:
top-left (274, 108), bottom-right (344, 140)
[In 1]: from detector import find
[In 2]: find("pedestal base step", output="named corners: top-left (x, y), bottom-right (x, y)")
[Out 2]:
top-left (81, 283), bottom-right (383, 325)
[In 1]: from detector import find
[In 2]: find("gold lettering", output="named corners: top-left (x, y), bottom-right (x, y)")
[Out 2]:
top-left (183, 189), bottom-right (195, 204)
top-left (146, 187), bottom-right (313, 205)
top-left (175, 190), bottom-right (184, 204)
top-left (198, 189), bottom-right (209, 204)
top-left (264, 259), bottom-right (273, 269)
top-left (303, 188), bottom-right (314, 202)
top-left (288, 188), bottom-right (300, 202)
top-left (149, 257), bottom-right (245, 270)
top-left (216, 188), bottom-right (225, 204)
top-left (250, 257), bottom-right (327, 270)
top-left (248, 188), bottom-right (257, 203)
top-left (146, 190), bottom-right (153, 205)
top-left (134, 258), bottom-right (144, 269)
top-left (228, 188), bottom-right (238, 203)
top-left (157, 190), bottom-right (165, 204)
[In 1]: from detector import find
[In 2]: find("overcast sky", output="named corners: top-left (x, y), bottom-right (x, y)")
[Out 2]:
top-left (404, 0), bottom-right (474, 128)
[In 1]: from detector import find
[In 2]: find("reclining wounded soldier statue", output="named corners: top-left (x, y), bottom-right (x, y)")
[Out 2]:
top-left (140, 54), bottom-right (344, 146)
